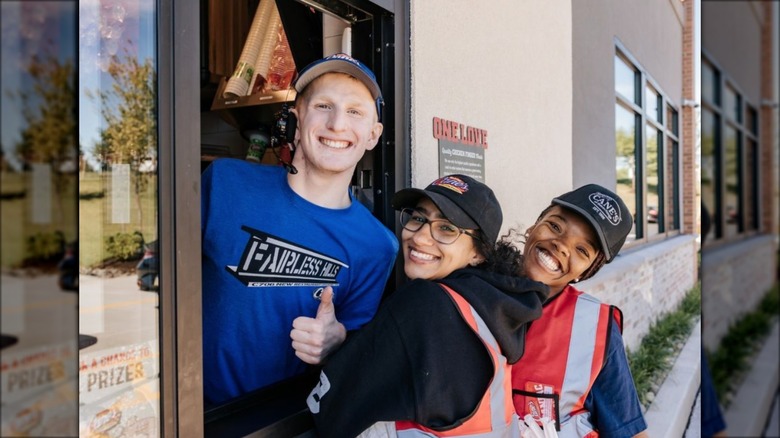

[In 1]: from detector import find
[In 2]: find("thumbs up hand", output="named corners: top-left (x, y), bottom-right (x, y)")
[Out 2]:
top-left (291, 286), bottom-right (347, 365)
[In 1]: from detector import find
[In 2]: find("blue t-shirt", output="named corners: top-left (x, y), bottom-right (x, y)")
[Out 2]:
top-left (585, 320), bottom-right (648, 438)
top-left (201, 159), bottom-right (398, 405)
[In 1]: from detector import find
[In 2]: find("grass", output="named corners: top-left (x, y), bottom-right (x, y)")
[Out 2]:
top-left (78, 172), bottom-right (158, 267)
top-left (627, 282), bottom-right (701, 408)
top-left (1, 171), bottom-right (78, 268)
top-left (2, 170), bottom-right (158, 269)
top-left (707, 283), bottom-right (780, 407)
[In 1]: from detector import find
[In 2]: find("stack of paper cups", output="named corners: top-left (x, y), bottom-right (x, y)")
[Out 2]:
top-left (223, 0), bottom-right (274, 98)
top-left (341, 28), bottom-right (352, 56)
top-left (250, 1), bottom-right (282, 95)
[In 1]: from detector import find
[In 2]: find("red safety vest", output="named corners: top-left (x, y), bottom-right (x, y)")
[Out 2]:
top-left (396, 284), bottom-right (520, 437)
top-left (511, 285), bottom-right (622, 438)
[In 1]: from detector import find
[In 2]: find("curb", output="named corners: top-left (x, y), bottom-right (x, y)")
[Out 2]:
top-left (724, 321), bottom-right (780, 437)
top-left (644, 320), bottom-right (702, 438)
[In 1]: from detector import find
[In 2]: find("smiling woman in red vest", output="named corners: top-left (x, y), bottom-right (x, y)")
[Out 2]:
top-left (513, 184), bottom-right (649, 438)
top-left (307, 174), bottom-right (549, 438)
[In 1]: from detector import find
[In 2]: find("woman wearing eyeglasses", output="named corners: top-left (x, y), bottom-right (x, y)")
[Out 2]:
top-left (307, 174), bottom-right (549, 438)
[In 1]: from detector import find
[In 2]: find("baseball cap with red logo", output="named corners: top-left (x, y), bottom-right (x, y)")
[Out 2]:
top-left (551, 184), bottom-right (633, 262)
top-left (392, 174), bottom-right (503, 243)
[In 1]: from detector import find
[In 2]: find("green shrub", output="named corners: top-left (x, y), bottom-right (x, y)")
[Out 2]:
top-left (628, 283), bottom-right (701, 407)
top-left (708, 284), bottom-right (779, 404)
top-left (104, 231), bottom-right (145, 261)
top-left (25, 231), bottom-right (65, 263)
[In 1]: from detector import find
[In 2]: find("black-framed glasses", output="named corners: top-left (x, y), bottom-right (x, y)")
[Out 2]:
top-left (399, 208), bottom-right (479, 245)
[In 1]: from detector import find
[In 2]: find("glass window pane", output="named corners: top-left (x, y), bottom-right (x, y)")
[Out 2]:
top-left (746, 106), bottom-right (758, 136)
top-left (1, 3), bottom-right (78, 436)
top-left (701, 109), bottom-right (718, 243)
top-left (702, 60), bottom-right (720, 105)
top-left (724, 84), bottom-right (741, 123)
top-left (746, 139), bottom-right (758, 230)
top-left (667, 138), bottom-right (679, 231)
top-left (724, 125), bottom-right (740, 238)
top-left (667, 105), bottom-right (679, 136)
top-left (646, 124), bottom-right (662, 236)
top-left (615, 55), bottom-right (638, 104)
top-left (646, 86), bottom-right (660, 123)
top-left (616, 103), bottom-right (639, 242)
top-left (79, 0), bottom-right (161, 435)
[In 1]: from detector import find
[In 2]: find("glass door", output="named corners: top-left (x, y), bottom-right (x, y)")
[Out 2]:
top-left (1, 2), bottom-right (79, 436)
top-left (78, 0), bottom-right (162, 436)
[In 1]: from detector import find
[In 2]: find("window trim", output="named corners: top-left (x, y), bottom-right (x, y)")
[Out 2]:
top-left (700, 51), bottom-right (762, 248)
top-left (157, 1), bottom-right (401, 436)
top-left (614, 41), bottom-right (682, 249)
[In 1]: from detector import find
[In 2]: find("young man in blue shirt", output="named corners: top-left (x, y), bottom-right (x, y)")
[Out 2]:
top-left (201, 54), bottom-right (398, 405)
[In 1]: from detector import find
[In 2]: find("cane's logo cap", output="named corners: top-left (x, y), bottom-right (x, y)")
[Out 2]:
top-left (552, 184), bottom-right (633, 263)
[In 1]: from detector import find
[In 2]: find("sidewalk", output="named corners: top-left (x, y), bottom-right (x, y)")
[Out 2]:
top-left (644, 320), bottom-right (780, 437)
top-left (644, 320), bottom-right (701, 438)
top-left (723, 321), bottom-right (779, 437)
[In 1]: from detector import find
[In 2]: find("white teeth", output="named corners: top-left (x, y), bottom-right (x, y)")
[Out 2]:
top-left (320, 138), bottom-right (350, 149)
top-left (410, 249), bottom-right (436, 261)
top-left (537, 248), bottom-right (561, 272)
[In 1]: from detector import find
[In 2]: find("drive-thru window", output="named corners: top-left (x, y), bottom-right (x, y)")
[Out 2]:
top-left (76, 0), bottom-right (400, 436)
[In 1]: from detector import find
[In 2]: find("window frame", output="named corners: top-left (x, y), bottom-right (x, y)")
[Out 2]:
top-left (700, 52), bottom-right (761, 248)
top-left (157, 0), bottom-right (401, 435)
top-left (614, 43), bottom-right (682, 249)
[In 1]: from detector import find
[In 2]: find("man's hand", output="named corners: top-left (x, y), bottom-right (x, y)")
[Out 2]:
top-left (291, 286), bottom-right (347, 364)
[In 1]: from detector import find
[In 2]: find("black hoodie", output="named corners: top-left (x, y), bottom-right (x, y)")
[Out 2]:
top-left (309, 268), bottom-right (548, 438)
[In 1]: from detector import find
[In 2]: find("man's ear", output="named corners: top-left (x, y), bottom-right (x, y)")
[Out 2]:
top-left (365, 122), bottom-right (384, 151)
top-left (289, 107), bottom-right (300, 147)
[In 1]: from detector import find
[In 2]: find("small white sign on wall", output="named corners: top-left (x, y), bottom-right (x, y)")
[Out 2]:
top-left (111, 164), bottom-right (130, 224)
top-left (31, 163), bottom-right (52, 224)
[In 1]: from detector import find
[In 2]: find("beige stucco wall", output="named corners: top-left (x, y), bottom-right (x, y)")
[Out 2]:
top-left (571, 0), bottom-right (684, 187)
top-left (702, 1), bottom-right (763, 103)
top-left (409, 0), bottom-right (573, 233)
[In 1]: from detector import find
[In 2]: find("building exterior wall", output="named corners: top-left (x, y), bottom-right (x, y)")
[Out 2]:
top-left (702, 2), bottom-right (763, 103)
top-left (761, 2), bottom-right (780, 239)
top-left (701, 1), bottom-right (779, 348)
top-left (701, 236), bottom-right (777, 350)
top-left (572, 0), bottom-right (684, 188)
top-left (577, 235), bottom-right (698, 351)
top-left (408, 0), bottom-right (574, 232)
top-left (408, 0), bottom-right (700, 345)
top-left (569, 0), bottom-right (697, 344)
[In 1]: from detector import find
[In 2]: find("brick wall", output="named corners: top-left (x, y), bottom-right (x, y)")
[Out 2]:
top-left (681, 0), bottom-right (697, 236)
top-left (701, 235), bottom-right (778, 351)
top-left (576, 235), bottom-right (698, 352)
top-left (760, 2), bottom-right (779, 237)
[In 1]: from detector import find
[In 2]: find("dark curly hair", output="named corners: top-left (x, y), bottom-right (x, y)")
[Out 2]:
top-left (472, 227), bottom-right (526, 277)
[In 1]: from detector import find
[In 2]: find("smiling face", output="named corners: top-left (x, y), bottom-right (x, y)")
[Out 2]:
top-left (290, 73), bottom-right (383, 177)
top-left (402, 198), bottom-right (484, 280)
top-left (522, 205), bottom-right (601, 296)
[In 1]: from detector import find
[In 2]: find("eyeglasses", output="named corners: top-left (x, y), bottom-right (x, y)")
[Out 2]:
top-left (399, 208), bottom-right (479, 245)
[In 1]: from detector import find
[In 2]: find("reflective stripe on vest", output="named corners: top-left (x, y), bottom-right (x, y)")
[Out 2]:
top-left (396, 284), bottom-right (520, 438)
top-left (511, 285), bottom-right (616, 437)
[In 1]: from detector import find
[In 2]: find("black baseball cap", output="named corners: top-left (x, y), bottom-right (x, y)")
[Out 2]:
top-left (551, 184), bottom-right (633, 263)
top-left (294, 53), bottom-right (383, 117)
top-left (392, 175), bottom-right (503, 243)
